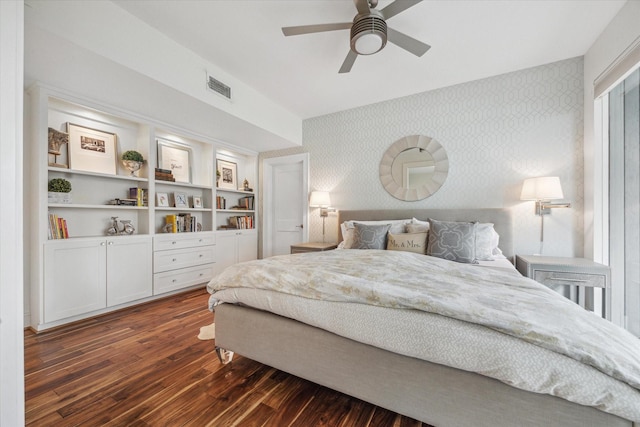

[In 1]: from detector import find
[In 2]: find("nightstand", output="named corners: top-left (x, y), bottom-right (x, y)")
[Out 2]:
top-left (515, 255), bottom-right (611, 319)
top-left (290, 242), bottom-right (338, 254)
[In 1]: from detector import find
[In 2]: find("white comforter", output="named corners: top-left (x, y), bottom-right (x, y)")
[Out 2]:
top-left (207, 249), bottom-right (640, 421)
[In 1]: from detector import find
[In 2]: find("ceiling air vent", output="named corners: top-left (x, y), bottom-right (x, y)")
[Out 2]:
top-left (206, 74), bottom-right (231, 100)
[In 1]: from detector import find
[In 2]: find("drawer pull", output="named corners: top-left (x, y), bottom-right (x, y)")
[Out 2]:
top-left (172, 279), bottom-right (177, 283)
top-left (172, 258), bottom-right (177, 262)
top-left (548, 277), bottom-right (588, 283)
top-left (172, 241), bottom-right (177, 245)
top-left (199, 254), bottom-right (203, 257)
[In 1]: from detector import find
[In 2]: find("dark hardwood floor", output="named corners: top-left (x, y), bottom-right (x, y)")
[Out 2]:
top-left (25, 288), bottom-right (432, 426)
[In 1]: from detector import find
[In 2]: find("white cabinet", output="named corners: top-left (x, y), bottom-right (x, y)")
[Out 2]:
top-left (106, 236), bottom-right (153, 306)
top-left (42, 235), bottom-right (152, 324)
top-left (44, 239), bottom-right (107, 323)
top-left (153, 232), bottom-right (216, 294)
top-left (214, 230), bottom-right (258, 274)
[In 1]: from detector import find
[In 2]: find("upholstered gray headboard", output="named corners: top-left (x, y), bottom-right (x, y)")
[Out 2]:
top-left (337, 208), bottom-right (514, 260)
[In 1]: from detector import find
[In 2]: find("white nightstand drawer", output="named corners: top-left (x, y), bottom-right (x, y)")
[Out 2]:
top-left (153, 246), bottom-right (215, 273)
top-left (534, 270), bottom-right (606, 289)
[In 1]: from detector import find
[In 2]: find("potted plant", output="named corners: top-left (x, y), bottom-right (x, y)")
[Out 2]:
top-left (48, 178), bottom-right (72, 204)
top-left (121, 150), bottom-right (145, 176)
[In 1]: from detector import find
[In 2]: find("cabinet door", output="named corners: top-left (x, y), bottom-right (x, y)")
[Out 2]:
top-left (107, 236), bottom-right (153, 306)
top-left (237, 231), bottom-right (258, 263)
top-left (214, 233), bottom-right (238, 274)
top-left (44, 239), bottom-right (107, 323)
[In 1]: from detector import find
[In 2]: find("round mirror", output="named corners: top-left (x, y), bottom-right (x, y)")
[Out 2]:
top-left (379, 135), bottom-right (448, 201)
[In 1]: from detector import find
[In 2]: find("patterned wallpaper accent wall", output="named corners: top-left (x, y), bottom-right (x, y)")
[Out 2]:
top-left (262, 57), bottom-right (584, 257)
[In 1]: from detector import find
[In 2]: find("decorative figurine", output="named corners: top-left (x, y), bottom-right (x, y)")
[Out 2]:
top-left (243, 178), bottom-right (252, 192)
top-left (48, 127), bottom-right (69, 168)
top-left (107, 216), bottom-right (135, 235)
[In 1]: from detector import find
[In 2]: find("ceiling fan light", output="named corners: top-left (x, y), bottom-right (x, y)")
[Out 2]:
top-left (354, 33), bottom-right (383, 55)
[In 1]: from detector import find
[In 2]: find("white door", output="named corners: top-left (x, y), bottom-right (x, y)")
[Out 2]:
top-left (263, 153), bottom-right (309, 257)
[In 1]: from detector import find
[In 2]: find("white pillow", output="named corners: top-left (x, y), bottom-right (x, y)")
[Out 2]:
top-left (340, 219), bottom-right (411, 249)
top-left (475, 223), bottom-right (500, 261)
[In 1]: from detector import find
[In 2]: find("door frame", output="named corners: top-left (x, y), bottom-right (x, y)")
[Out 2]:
top-left (263, 153), bottom-right (309, 258)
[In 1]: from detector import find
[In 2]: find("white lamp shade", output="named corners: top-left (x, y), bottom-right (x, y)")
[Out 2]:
top-left (520, 176), bottom-right (564, 201)
top-left (309, 191), bottom-right (331, 207)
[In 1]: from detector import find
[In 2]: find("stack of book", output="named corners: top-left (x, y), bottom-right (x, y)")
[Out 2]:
top-left (48, 213), bottom-right (69, 239)
top-left (155, 168), bottom-right (175, 182)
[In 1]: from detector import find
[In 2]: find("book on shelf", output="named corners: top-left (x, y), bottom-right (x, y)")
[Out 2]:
top-left (48, 213), bottom-right (69, 239)
top-left (128, 187), bottom-right (148, 206)
top-left (236, 195), bottom-right (254, 210)
top-left (165, 213), bottom-right (199, 233)
top-left (216, 195), bottom-right (226, 209)
top-left (227, 215), bottom-right (254, 230)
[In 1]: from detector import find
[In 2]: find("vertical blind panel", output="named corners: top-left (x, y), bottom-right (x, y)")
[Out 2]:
top-left (623, 69), bottom-right (640, 336)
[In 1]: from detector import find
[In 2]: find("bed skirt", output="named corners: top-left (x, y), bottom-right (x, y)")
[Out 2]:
top-left (214, 303), bottom-right (635, 427)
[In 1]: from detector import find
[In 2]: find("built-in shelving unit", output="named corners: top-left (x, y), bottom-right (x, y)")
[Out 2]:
top-left (26, 83), bottom-right (259, 331)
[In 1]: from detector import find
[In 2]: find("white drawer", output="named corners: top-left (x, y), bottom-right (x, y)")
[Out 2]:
top-left (153, 245), bottom-right (215, 273)
top-left (153, 232), bottom-right (215, 251)
top-left (534, 270), bottom-right (606, 288)
top-left (153, 264), bottom-right (214, 295)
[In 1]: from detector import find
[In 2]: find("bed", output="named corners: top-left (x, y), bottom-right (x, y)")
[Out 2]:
top-left (208, 208), bottom-right (640, 427)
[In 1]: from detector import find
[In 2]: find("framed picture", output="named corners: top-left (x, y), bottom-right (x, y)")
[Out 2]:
top-left (67, 123), bottom-right (117, 175)
top-left (156, 192), bottom-right (169, 207)
top-left (157, 138), bottom-right (192, 183)
top-left (173, 192), bottom-right (188, 208)
top-left (217, 159), bottom-right (237, 190)
top-left (192, 196), bottom-right (203, 209)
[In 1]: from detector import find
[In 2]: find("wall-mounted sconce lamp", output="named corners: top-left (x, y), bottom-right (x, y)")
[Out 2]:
top-left (309, 191), bottom-right (334, 243)
top-left (520, 176), bottom-right (571, 253)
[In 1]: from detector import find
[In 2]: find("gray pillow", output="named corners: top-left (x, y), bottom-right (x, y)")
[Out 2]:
top-left (427, 219), bottom-right (477, 263)
top-left (351, 222), bottom-right (392, 249)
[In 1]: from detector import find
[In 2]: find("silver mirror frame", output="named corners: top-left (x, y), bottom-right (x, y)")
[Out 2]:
top-left (379, 135), bottom-right (449, 201)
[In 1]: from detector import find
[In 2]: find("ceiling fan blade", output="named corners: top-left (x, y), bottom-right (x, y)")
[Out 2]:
top-left (353, 0), bottom-right (371, 15)
top-left (379, 0), bottom-right (423, 20)
top-left (282, 22), bottom-right (351, 36)
top-left (387, 27), bottom-right (431, 57)
top-left (339, 50), bottom-right (358, 74)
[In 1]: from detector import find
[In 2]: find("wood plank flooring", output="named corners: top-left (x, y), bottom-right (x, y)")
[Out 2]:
top-left (25, 288), bottom-right (433, 426)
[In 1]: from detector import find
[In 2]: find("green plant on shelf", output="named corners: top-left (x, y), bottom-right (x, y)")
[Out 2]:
top-left (121, 150), bottom-right (145, 162)
top-left (48, 178), bottom-right (71, 193)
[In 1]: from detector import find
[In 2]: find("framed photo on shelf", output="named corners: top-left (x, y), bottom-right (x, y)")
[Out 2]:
top-left (192, 196), bottom-right (203, 208)
top-left (217, 159), bottom-right (237, 190)
top-left (67, 123), bottom-right (117, 175)
top-left (173, 192), bottom-right (188, 208)
top-left (157, 138), bottom-right (192, 183)
top-left (156, 192), bottom-right (169, 207)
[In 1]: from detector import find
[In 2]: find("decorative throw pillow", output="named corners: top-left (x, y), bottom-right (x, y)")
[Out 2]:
top-left (426, 219), bottom-right (477, 263)
top-left (387, 232), bottom-right (428, 254)
top-left (351, 223), bottom-right (392, 249)
top-left (475, 223), bottom-right (499, 261)
top-left (341, 219), bottom-right (410, 248)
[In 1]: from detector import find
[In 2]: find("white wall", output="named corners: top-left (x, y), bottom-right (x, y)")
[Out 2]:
top-left (0, 1), bottom-right (25, 425)
top-left (23, 0), bottom-right (301, 152)
top-left (265, 58), bottom-right (585, 257)
top-left (583, 0), bottom-right (640, 261)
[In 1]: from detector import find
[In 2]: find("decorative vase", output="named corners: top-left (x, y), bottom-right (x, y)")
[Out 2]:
top-left (48, 192), bottom-right (72, 204)
top-left (122, 160), bottom-right (143, 177)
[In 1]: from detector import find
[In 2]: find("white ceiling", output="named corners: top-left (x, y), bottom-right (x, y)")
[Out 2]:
top-left (113, 0), bottom-right (626, 120)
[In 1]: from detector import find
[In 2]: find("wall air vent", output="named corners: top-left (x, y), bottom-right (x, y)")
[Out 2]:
top-left (206, 74), bottom-right (232, 100)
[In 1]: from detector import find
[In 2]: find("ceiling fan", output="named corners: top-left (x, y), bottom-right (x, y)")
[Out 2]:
top-left (282, 0), bottom-right (430, 74)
